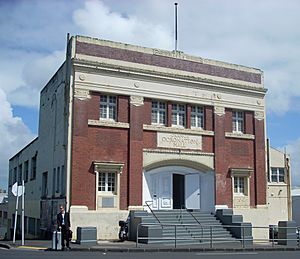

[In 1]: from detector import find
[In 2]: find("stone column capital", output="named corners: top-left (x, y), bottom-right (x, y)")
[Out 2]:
top-left (130, 95), bottom-right (144, 106)
top-left (214, 106), bottom-right (225, 116)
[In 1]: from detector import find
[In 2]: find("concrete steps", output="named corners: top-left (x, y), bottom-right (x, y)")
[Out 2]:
top-left (131, 209), bottom-right (241, 245)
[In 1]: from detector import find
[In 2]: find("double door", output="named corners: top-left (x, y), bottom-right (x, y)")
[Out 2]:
top-left (150, 172), bottom-right (200, 210)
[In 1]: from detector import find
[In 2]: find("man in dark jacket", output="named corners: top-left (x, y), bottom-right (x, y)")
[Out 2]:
top-left (57, 205), bottom-right (71, 250)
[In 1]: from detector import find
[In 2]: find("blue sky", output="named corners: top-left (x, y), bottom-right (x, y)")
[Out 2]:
top-left (0, 0), bottom-right (299, 190)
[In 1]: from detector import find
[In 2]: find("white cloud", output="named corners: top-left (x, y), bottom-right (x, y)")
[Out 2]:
top-left (1, 50), bottom-right (65, 107)
top-left (0, 89), bottom-right (35, 189)
top-left (73, 0), bottom-right (173, 50)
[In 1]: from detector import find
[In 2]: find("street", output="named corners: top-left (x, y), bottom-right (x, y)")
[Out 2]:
top-left (1, 249), bottom-right (300, 259)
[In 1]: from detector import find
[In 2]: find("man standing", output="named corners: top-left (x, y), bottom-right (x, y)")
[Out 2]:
top-left (57, 205), bottom-right (71, 250)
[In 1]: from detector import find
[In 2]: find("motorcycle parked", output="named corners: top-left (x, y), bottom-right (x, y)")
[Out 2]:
top-left (118, 220), bottom-right (128, 241)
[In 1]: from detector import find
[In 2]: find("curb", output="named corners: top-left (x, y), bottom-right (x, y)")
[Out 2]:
top-left (0, 243), bottom-right (11, 249)
top-left (45, 246), bottom-right (300, 252)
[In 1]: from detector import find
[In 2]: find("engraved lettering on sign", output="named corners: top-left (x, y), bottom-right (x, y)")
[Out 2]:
top-left (157, 132), bottom-right (202, 150)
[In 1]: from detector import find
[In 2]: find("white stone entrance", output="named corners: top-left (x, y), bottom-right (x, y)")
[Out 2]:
top-left (143, 166), bottom-right (215, 212)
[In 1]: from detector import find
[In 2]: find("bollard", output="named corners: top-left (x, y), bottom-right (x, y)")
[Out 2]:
top-left (52, 231), bottom-right (57, 250)
top-left (57, 231), bottom-right (62, 250)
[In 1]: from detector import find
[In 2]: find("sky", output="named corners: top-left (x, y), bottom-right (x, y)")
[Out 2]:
top-left (0, 0), bottom-right (299, 190)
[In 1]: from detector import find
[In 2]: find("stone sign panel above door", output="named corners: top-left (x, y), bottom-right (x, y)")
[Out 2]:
top-left (157, 132), bottom-right (202, 150)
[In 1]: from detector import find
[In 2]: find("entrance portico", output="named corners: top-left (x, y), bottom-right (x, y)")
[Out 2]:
top-left (143, 165), bottom-right (215, 212)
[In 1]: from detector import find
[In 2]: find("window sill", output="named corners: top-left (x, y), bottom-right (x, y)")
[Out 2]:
top-left (97, 192), bottom-right (117, 196)
top-left (225, 132), bottom-right (255, 140)
top-left (144, 124), bottom-right (214, 136)
top-left (233, 193), bottom-right (248, 197)
top-left (268, 182), bottom-right (287, 186)
top-left (88, 119), bottom-right (129, 128)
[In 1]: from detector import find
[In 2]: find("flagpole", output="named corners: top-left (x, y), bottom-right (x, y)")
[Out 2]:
top-left (174, 3), bottom-right (178, 51)
top-left (21, 180), bottom-right (25, 245)
top-left (13, 184), bottom-right (19, 244)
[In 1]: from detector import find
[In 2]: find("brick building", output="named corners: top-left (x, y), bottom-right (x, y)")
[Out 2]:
top-left (7, 35), bottom-right (290, 240)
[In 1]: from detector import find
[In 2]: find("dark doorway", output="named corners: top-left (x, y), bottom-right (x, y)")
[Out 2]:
top-left (173, 174), bottom-right (185, 209)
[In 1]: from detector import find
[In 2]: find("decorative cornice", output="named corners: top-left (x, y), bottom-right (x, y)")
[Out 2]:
top-left (225, 132), bottom-right (255, 140)
top-left (230, 168), bottom-right (253, 177)
top-left (88, 119), bottom-right (129, 128)
top-left (130, 95), bottom-right (144, 106)
top-left (254, 111), bottom-right (265, 121)
top-left (214, 106), bottom-right (225, 116)
top-left (73, 58), bottom-right (266, 95)
top-left (74, 89), bottom-right (91, 100)
top-left (143, 148), bottom-right (214, 157)
top-left (143, 124), bottom-right (214, 136)
top-left (93, 161), bottom-right (124, 173)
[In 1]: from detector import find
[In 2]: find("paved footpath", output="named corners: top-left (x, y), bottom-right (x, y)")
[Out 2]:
top-left (1, 240), bottom-right (300, 252)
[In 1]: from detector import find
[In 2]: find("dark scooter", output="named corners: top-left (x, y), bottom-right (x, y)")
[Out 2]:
top-left (118, 220), bottom-right (128, 241)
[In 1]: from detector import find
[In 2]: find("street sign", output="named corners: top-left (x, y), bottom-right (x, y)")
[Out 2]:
top-left (12, 182), bottom-right (25, 197)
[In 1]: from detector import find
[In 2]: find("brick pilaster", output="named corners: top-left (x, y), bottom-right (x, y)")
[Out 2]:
top-left (254, 112), bottom-right (266, 205)
top-left (214, 106), bottom-right (232, 207)
top-left (128, 96), bottom-right (144, 207)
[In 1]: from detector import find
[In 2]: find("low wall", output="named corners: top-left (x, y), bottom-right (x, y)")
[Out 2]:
top-left (70, 206), bottom-right (129, 240)
top-left (233, 206), bottom-right (269, 241)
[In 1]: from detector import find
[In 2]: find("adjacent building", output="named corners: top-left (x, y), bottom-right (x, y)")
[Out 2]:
top-left (0, 189), bottom-right (8, 240)
top-left (7, 35), bottom-right (293, 241)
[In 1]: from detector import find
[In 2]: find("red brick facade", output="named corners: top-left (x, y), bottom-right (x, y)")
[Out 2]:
top-left (71, 92), bottom-right (266, 210)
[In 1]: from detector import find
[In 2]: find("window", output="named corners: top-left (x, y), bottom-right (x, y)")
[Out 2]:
top-left (56, 167), bottom-right (60, 193)
top-left (191, 106), bottom-right (204, 129)
top-left (42, 172), bottom-right (48, 197)
top-left (232, 110), bottom-right (244, 133)
top-left (100, 95), bottom-right (117, 121)
top-left (13, 167), bottom-right (17, 183)
top-left (151, 101), bottom-right (166, 125)
top-left (234, 177), bottom-right (245, 195)
top-left (270, 167), bottom-right (285, 183)
top-left (52, 168), bottom-right (56, 195)
top-left (24, 161), bottom-right (29, 183)
top-left (61, 165), bottom-right (65, 195)
top-left (172, 103), bottom-right (186, 127)
top-left (18, 164), bottom-right (22, 184)
top-left (98, 172), bottom-right (116, 193)
top-left (9, 169), bottom-right (12, 186)
top-left (31, 155), bottom-right (37, 180)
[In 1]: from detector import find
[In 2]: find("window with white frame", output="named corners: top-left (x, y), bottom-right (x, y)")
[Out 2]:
top-left (100, 95), bottom-right (117, 121)
top-left (98, 172), bottom-right (116, 193)
top-left (191, 106), bottom-right (204, 129)
top-left (151, 101), bottom-right (166, 125)
top-left (270, 167), bottom-right (285, 183)
top-left (234, 177), bottom-right (246, 195)
top-left (232, 110), bottom-right (244, 133)
top-left (172, 103), bottom-right (186, 127)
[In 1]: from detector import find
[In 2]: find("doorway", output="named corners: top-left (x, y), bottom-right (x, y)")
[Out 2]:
top-left (173, 174), bottom-right (185, 209)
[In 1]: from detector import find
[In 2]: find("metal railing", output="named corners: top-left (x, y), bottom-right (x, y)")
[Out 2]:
top-left (144, 201), bottom-right (162, 225)
top-left (186, 209), bottom-right (204, 240)
top-left (136, 223), bottom-right (300, 248)
top-left (179, 206), bottom-right (204, 240)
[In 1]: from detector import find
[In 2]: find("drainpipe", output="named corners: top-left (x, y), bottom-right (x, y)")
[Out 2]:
top-left (266, 138), bottom-right (270, 183)
top-left (65, 34), bottom-right (75, 212)
top-left (285, 152), bottom-right (292, 221)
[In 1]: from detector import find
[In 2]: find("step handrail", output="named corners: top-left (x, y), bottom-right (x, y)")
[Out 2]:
top-left (144, 200), bottom-right (162, 225)
top-left (186, 209), bottom-right (204, 240)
